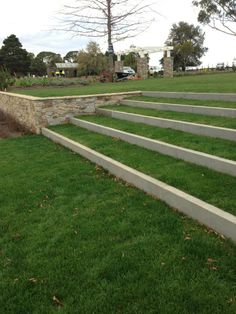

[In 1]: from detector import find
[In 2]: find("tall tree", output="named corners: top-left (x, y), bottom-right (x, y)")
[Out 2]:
top-left (30, 57), bottom-right (47, 76)
top-left (58, 0), bottom-right (154, 78)
top-left (165, 22), bottom-right (208, 71)
top-left (37, 51), bottom-right (63, 66)
top-left (63, 51), bottom-right (79, 63)
top-left (193, 0), bottom-right (236, 36)
top-left (77, 41), bottom-right (107, 76)
top-left (0, 34), bottom-right (31, 75)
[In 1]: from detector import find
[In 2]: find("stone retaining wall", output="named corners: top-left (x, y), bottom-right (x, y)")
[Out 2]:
top-left (0, 91), bottom-right (141, 133)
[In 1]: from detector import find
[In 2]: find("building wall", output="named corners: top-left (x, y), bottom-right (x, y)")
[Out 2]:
top-left (0, 91), bottom-right (141, 134)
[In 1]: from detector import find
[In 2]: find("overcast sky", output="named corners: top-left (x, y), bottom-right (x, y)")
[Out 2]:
top-left (1, 0), bottom-right (236, 67)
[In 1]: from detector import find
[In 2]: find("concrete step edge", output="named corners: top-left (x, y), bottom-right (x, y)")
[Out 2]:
top-left (42, 127), bottom-right (236, 243)
top-left (121, 99), bottom-right (236, 117)
top-left (96, 108), bottom-right (236, 142)
top-left (71, 117), bottom-right (236, 177)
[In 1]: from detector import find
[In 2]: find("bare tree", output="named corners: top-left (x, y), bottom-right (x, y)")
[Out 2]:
top-left (57, 0), bottom-right (155, 78)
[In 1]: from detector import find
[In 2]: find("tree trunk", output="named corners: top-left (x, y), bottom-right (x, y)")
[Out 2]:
top-left (107, 0), bottom-right (114, 81)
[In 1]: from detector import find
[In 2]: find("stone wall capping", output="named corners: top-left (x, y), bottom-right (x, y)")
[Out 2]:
top-left (0, 91), bottom-right (39, 100)
top-left (42, 127), bottom-right (236, 243)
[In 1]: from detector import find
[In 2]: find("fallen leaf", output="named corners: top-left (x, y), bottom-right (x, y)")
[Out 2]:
top-left (207, 258), bottom-right (217, 264)
top-left (52, 295), bottom-right (63, 307)
top-left (210, 266), bottom-right (219, 271)
top-left (29, 278), bottom-right (37, 283)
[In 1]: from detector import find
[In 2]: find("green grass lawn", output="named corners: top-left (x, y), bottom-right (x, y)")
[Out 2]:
top-left (103, 105), bottom-right (236, 129)
top-left (10, 73), bottom-right (236, 97)
top-left (78, 115), bottom-right (236, 161)
top-left (1, 135), bottom-right (236, 313)
top-left (50, 124), bottom-right (236, 216)
top-left (128, 96), bottom-right (236, 109)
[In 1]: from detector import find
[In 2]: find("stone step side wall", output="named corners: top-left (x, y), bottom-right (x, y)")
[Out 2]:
top-left (0, 91), bottom-right (141, 134)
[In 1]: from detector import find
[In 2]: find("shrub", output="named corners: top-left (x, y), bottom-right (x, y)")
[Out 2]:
top-left (14, 77), bottom-right (90, 88)
top-left (0, 67), bottom-right (15, 91)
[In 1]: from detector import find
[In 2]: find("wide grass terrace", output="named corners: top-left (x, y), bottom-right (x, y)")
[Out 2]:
top-left (1, 135), bottom-right (236, 313)
top-left (101, 105), bottom-right (236, 129)
top-left (50, 124), bottom-right (236, 216)
top-left (78, 115), bottom-right (236, 161)
top-left (128, 96), bottom-right (236, 109)
top-left (10, 73), bottom-right (236, 97)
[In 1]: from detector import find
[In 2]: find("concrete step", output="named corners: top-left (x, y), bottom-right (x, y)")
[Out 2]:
top-left (142, 91), bottom-right (236, 102)
top-left (96, 108), bottom-right (236, 142)
top-left (42, 127), bottom-right (236, 243)
top-left (121, 99), bottom-right (236, 118)
top-left (71, 117), bottom-right (236, 177)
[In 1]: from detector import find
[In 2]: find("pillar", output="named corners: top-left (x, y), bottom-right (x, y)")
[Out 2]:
top-left (137, 57), bottom-right (149, 79)
top-left (163, 57), bottom-right (174, 78)
top-left (115, 60), bottom-right (124, 73)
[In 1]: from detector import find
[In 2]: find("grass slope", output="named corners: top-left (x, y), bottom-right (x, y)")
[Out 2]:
top-left (103, 105), bottom-right (236, 129)
top-left (1, 135), bottom-right (236, 313)
top-left (50, 124), bottom-right (236, 216)
top-left (10, 73), bottom-right (236, 97)
top-left (78, 115), bottom-right (236, 161)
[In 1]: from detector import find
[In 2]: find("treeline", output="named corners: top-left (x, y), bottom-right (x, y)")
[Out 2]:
top-left (0, 34), bottom-right (138, 78)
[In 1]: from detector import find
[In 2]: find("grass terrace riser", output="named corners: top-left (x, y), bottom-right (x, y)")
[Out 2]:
top-left (142, 91), bottom-right (236, 102)
top-left (71, 118), bottom-right (236, 177)
top-left (121, 100), bottom-right (236, 118)
top-left (102, 105), bottom-right (236, 129)
top-left (96, 108), bottom-right (236, 142)
top-left (79, 115), bottom-right (236, 161)
top-left (42, 128), bottom-right (236, 243)
top-left (129, 96), bottom-right (236, 109)
top-left (49, 124), bottom-right (236, 217)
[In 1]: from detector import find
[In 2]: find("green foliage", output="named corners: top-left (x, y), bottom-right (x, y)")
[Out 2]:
top-left (30, 56), bottom-right (47, 76)
top-left (166, 21), bottom-right (208, 71)
top-left (123, 52), bottom-right (138, 71)
top-left (14, 77), bottom-right (89, 88)
top-left (63, 51), bottom-right (79, 63)
top-left (0, 67), bottom-right (15, 91)
top-left (0, 34), bottom-right (31, 75)
top-left (193, 0), bottom-right (236, 36)
top-left (77, 41), bottom-right (108, 76)
top-left (36, 51), bottom-right (63, 67)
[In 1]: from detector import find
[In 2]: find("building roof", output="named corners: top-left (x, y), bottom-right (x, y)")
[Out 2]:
top-left (55, 63), bottom-right (78, 69)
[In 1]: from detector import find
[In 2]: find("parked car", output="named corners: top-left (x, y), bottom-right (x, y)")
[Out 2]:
top-left (216, 63), bottom-right (225, 70)
top-left (122, 66), bottom-right (135, 76)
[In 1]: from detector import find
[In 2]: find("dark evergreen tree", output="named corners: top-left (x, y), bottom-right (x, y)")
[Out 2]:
top-left (0, 34), bottom-right (31, 75)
